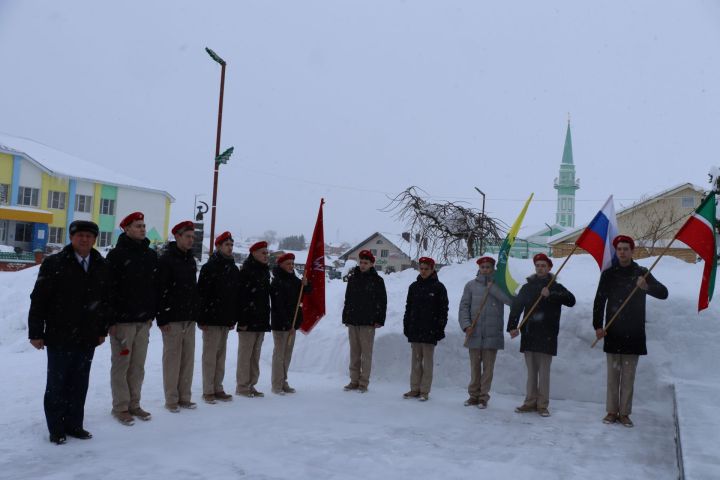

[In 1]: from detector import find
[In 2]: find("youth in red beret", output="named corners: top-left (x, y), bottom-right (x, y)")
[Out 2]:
top-left (533, 253), bottom-right (553, 268)
top-left (171, 221), bottom-right (194, 236)
top-left (119, 212), bottom-right (144, 229)
top-left (612, 235), bottom-right (635, 250)
top-left (250, 241), bottom-right (268, 253)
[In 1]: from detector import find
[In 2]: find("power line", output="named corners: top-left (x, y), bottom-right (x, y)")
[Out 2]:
top-left (243, 168), bottom-right (697, 204)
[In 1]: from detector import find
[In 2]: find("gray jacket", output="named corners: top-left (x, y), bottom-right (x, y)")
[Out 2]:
top-left (458, 272), bottom-right (513, 350)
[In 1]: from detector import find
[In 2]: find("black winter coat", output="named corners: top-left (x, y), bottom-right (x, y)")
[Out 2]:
top-left (198, 252), bottom-right (241, 327)
top-left (593, 261), bottom-right (668, 355)
top-left (156, 242), bottom-right (200, 326)
top-left (507, 274), bottom-right (576, 356)
top-left (342, 267), bottom-right (387, 327)
top-left (403, 273), bottom-right (449, 345)
top-left (106, 233), bottom-right (159, 325)
top-left (28, 244), bottom-right (112, 348)
top-left (270, 266), bottom-right (312, 331)
top-left (237, 255), bottom-right (271, 332)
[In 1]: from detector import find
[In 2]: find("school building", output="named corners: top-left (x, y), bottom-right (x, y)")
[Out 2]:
top-left (0, 133), bottom-right (174, 253)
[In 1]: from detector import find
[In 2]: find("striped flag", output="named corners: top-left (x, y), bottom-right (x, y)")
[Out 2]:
top-left (575, 195), bottom-right (619, 271)
top-left (494, 193), bottom-right (533, 297)
top-left (675, 192), bottom-right (717, 311)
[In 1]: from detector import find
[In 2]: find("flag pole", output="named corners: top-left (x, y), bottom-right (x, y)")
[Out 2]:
top-left (290, 271), bottom-right (307, 331)
top-left (463, 284), bottom-right (493, 348)
top-left (591, 238), bottom-right (676, 348)
top-left (514, 244), bottom-right (579, 334)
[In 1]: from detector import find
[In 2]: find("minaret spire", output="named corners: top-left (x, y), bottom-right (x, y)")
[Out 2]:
top-left (554, 118), bottom-right (579, 227)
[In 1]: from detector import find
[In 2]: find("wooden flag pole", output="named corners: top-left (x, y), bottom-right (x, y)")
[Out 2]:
top-left (290, 271), bottom-right (307, 332)
top-left (591, 239), bottom-right (675, 348)
top-left (463, 284), bottom-right (493, 348)
top-left (514, 245), bottom-right (579, 334)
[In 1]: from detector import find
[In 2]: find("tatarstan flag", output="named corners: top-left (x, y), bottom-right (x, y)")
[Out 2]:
top-left (675, 192), bottom-right (717, 311)
top-left (494, 193), bottom-right (533, 297)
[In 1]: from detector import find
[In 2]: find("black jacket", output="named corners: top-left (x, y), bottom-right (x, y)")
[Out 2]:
top-left (507, 274), bottom-right (576, 356)
top-left (156, 242), bottom-right (200, 326)
top-left (28, 244), bottom-right (112, 348)
top-left (270, 266), bottom-right (312, 331)
top-left (198, 252), bottom-right (241, 327)
top-left (403, 273), bottom-right (449, 345)
top-left (342, 267), bottom-right (387, 327)
top-left (237, 255), bottom-right (271, 332)
top-left (593, 261), bottom-right (668, 355)
top-left (106, 233), bottom-right (159, 325)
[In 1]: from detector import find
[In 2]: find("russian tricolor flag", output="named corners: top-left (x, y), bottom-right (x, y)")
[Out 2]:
top-left (575, 195), bottom-right (619, 271)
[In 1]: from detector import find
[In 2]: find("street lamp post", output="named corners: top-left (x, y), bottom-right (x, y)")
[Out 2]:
top-left (205, 47), bottom-right (233, 255)
top-left (474, 187), bottom-right (486, 256)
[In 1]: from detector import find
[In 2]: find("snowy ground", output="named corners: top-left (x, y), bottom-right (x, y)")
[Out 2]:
top-left (1, 255), bottom-right (718, 479)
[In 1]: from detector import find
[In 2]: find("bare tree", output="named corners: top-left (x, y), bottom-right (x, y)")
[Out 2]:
top-left (628, 195), bottom-right (686, 255)
top-left (383, 186), bottom-right (506, 262)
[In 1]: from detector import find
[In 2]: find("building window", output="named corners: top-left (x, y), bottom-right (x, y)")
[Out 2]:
top-left (681, 197), bottom-right (695, 208)
top-left (100, 198), bottom-right (116, 215)
top-left (15, 222), bottom-right (32, 243)
top-left (47, 191), bottom-right (67, 210)
top-left (17, 187), bottom-right (40, 207)
top-left (75, 194), bottom-right (93, 213)
top-left (48, 227), bottom-right (65, 244)
top-left (381, 249), bottom-right (389, 258)
top-left (0, 184), bottom-right (9, 205)
top-left (376, 239), bottom-right (383, 244)
top-left (0, 220), bottom-right (7, 243)
top-left (375, 265), bottom-right (383, 272)
top-left (370, 249), bottom-right (377, 256)
top-left (98, 231), bottom-right (113, 247)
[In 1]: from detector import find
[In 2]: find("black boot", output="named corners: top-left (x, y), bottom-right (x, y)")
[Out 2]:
top-left (66, 428), bottom-right (92, 440)
top-left (49, 433), bottom-right (67, 445)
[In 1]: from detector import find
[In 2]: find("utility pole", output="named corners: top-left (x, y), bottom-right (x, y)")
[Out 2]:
top-left (205, 47), bottom-right (234, 255)
top-left (474, 187), bottom-right (486, 256)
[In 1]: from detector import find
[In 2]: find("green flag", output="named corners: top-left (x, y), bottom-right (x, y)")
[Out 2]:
top-left (494, 193), bottom-right (534, 297)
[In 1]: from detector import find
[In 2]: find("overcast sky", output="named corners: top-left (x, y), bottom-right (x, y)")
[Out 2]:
top-left (1, 0), bottom-right (719, 245)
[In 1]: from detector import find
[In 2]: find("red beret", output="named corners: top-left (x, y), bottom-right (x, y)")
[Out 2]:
top-left (250, 241), bottom-right (268, 253)
top-left (359, 249), bottom-right (375, 263)
top-left (214, 231), bottom-right (233, 246)
top-left (277, 252), bottom-right (295, 264)
top-left (418, 256), bottom-right (435, 268)
top-left (533, 253), bottom-right (553, 268)
top-left (171, 220), bottom-right (195, 236)
top-left (119, 211), bottom-right (144, 229)
top-left (476, 256), bottom-right (496, 266)
top-left (613, 235), bottom-right (635, 250)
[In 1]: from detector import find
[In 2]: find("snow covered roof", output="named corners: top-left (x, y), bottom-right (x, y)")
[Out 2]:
top-left (548, 182), bottom-right (705, 245)
top-left (0, 132), bottom-right (175, 201)
top-left (339, 231), bottom-right (413, 261)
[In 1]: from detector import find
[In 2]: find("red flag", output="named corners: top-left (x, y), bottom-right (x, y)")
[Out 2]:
top-left (299, 199), bottom-right (326, 333)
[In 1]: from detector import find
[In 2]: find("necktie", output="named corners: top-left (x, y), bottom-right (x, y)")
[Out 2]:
top-left (81, 257), bottom-right (88, 272)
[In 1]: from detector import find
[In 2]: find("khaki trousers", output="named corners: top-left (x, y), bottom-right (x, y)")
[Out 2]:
top-left (409, 343), bottom-right (435, 394)
top-left (161, 321), bottom-right (196, 406)
top-left (348, 325), bottom-right (376, 388)
top-left (110, 321), bottom-right (151, 412)
top-left (468, 348), bottom-right (497, 402)
top-left (271, 330), bottom-right (296, 391)
top-left (523, 351), bottom-right (553, 409)
top-left (202, 326), bottom-right (230, 395)
top-left (236, 331), bottom-right (264, 393)
top-left (606, 353), bottom-right (639, 415)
